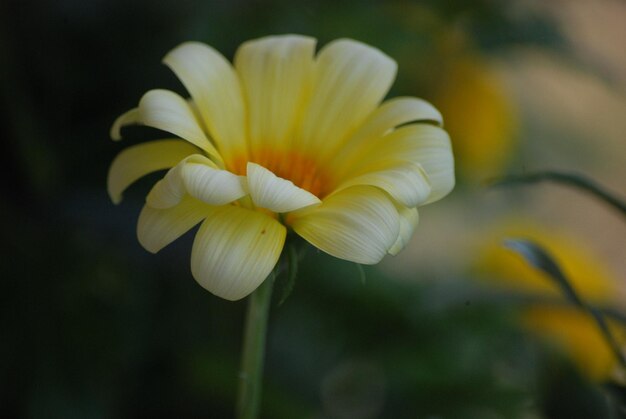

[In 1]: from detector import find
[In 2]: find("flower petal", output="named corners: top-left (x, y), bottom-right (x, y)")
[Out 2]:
top-left (110, 108), bottom-right (140, 141)
top-left (137, 195), bottom-right (210, 253)
top-left (298, 39), bottom-right (397, 157)
top-left (334, 162), bottom-right (431, 208)
top-left (246, 162), bottom-right (320, 213)
top-left (138, 89), bottom-right (222, 161)
top-left (145, 161), bottom-right (187, 209)
top-left (107, 139), bottom-right (198, 204)
top-left (346, 97), bottom-right (442, 145)
top-left (235, 35), bottom-right (316, 154)
top-left (146, 154), bottom-right (244, 209)
top-left (182, 163), bottom-right (247, 206)
top-left (163, 42), bottom-right (248, 161)
top-left (191, 205), bottom-right (286, 301)
top-left (291, 186), bottom-right (400, 264)
top-left (327, 97), bottom-right (443, 173)
top-left (301, 39), bottom-right (397, 160)
top-left (342, 124), bottom-right (455, 204)
top-left (388, 206), bottom-right (419, 256)
top-left (395, 125), bottom-right (455, 204)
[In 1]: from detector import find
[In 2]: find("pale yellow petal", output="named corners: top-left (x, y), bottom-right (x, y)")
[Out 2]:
top-left (191, 205), bottom-right (286, 301)
top-left (163, 42), bottom-right (248, 160)
top-left (146, 154), bottom-right (240, 209)
top-left (342, 124), bottom-right (455, 205)
top-left (182, 163), bottom-right (247, 206)
top-left (388, 206), bottom-right (419, 256)
top-left (291, 186), bottom-right (400, 264)
top-left (110, 99), bottom-right (205, 141)
top-left (327, 97), bottom-right (443, 173)
top-left (246, 162), bottom-right (320, 213)
top-left (110, 108), bottom-right (140, 141)
top-left (235, 35), bottom-right (316, 154)
top-left (145, 164), bottom-right (186, 209)
top-left (107, 139), bottom-right (198, 204)
top-left (138, 89), bottom-right (222, 161)
top-left (298, 39), bottom-right (397, 157)
top-left (137, 196), bottom-right (210, 253)
top-left (145, 154), bottom-right (204, 209)
top-left (333, 162), bottom-right (431, 208)
top-left (400, 125), bottom-right (455, 204)
top-left (347, 96), bottom-right (442, 143)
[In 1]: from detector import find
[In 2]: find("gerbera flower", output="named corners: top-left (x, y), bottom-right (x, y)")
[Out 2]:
top-left (108, 35), bottom-right (454, 300)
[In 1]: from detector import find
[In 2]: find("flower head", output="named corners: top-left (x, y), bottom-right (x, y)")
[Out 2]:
top-left (108, 35), bottom-right (454, 300)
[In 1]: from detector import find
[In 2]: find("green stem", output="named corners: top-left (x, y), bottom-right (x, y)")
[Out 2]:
top-left (236, 272), bottom-right (275, 419)
top-left (491, 171), bottom-right (626, 219)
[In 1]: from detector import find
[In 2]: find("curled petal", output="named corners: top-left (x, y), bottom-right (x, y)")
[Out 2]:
top-left (191, 205), bottom-right (286, 301)
top-left (345, 124), bottom-right (455, 204)
top-left (247, 162), bottom-right (320, 213)
top-left (334, 162), bottom-right (431, 208)
top-left (107, 139), bottom-right (198, 204)
top-left (137, 196), bottom-right (210, 253)
top-left (163, 42), bottom-right (248, 160)
top-left (138, 89), bottom-right (222, 161)
top-left (399, 125), bottom-right (455, 204)
top-left (110, 108), bottom-right (140, 141)
top-left (388, 206), bottom-right (419, 256)
top-left (346, 97), bottom-right (443, 146)
top-left (147, 155), bottom-right (243, 209)
top-left (145, 162), bottom-right (187, 209)
top-left (182, 164), bottom-right (247, 206)
top-left (329, 97), bottom-right (443, 173)
top-left (291, 186), bottom-right (400, 264)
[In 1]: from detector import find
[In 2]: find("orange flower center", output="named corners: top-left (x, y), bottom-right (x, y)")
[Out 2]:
top-left (230, 149), bottom-right (329, 198)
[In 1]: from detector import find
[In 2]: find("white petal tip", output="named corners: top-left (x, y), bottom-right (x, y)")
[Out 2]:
top-left (110, 108), bottom-right (140, 140)
top-left (182, 163), bottom-right (247, 206)
top-left (247, 162), bottom-right (321, 213)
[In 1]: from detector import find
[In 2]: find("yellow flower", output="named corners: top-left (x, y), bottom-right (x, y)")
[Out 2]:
top-left (433, 55), bottom-right (518, 182)
top-left (108, 35), bottom-right (455, 300)
top-left (474, 221), bottom-right (625, 382)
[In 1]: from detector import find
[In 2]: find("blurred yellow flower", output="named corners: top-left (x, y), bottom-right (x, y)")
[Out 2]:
top-left (108, 35), bottom-right (455, 301)
top-left (433, 55), bottom-right (518, 182)
top-left (474, 221), bottom-right (625, 382)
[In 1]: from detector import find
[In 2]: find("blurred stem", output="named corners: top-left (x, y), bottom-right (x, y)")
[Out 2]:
top-left (236, 272), bottom-right (275, 419)
top-left (491, 171), bottom-right (626, 219)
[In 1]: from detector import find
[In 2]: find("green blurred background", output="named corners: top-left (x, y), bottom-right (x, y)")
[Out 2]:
top-left (2, 0), bottom-right (625, 417)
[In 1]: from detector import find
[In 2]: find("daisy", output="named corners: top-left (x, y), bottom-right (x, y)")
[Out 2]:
top-left (108, 35), bottom-right (454, 300)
